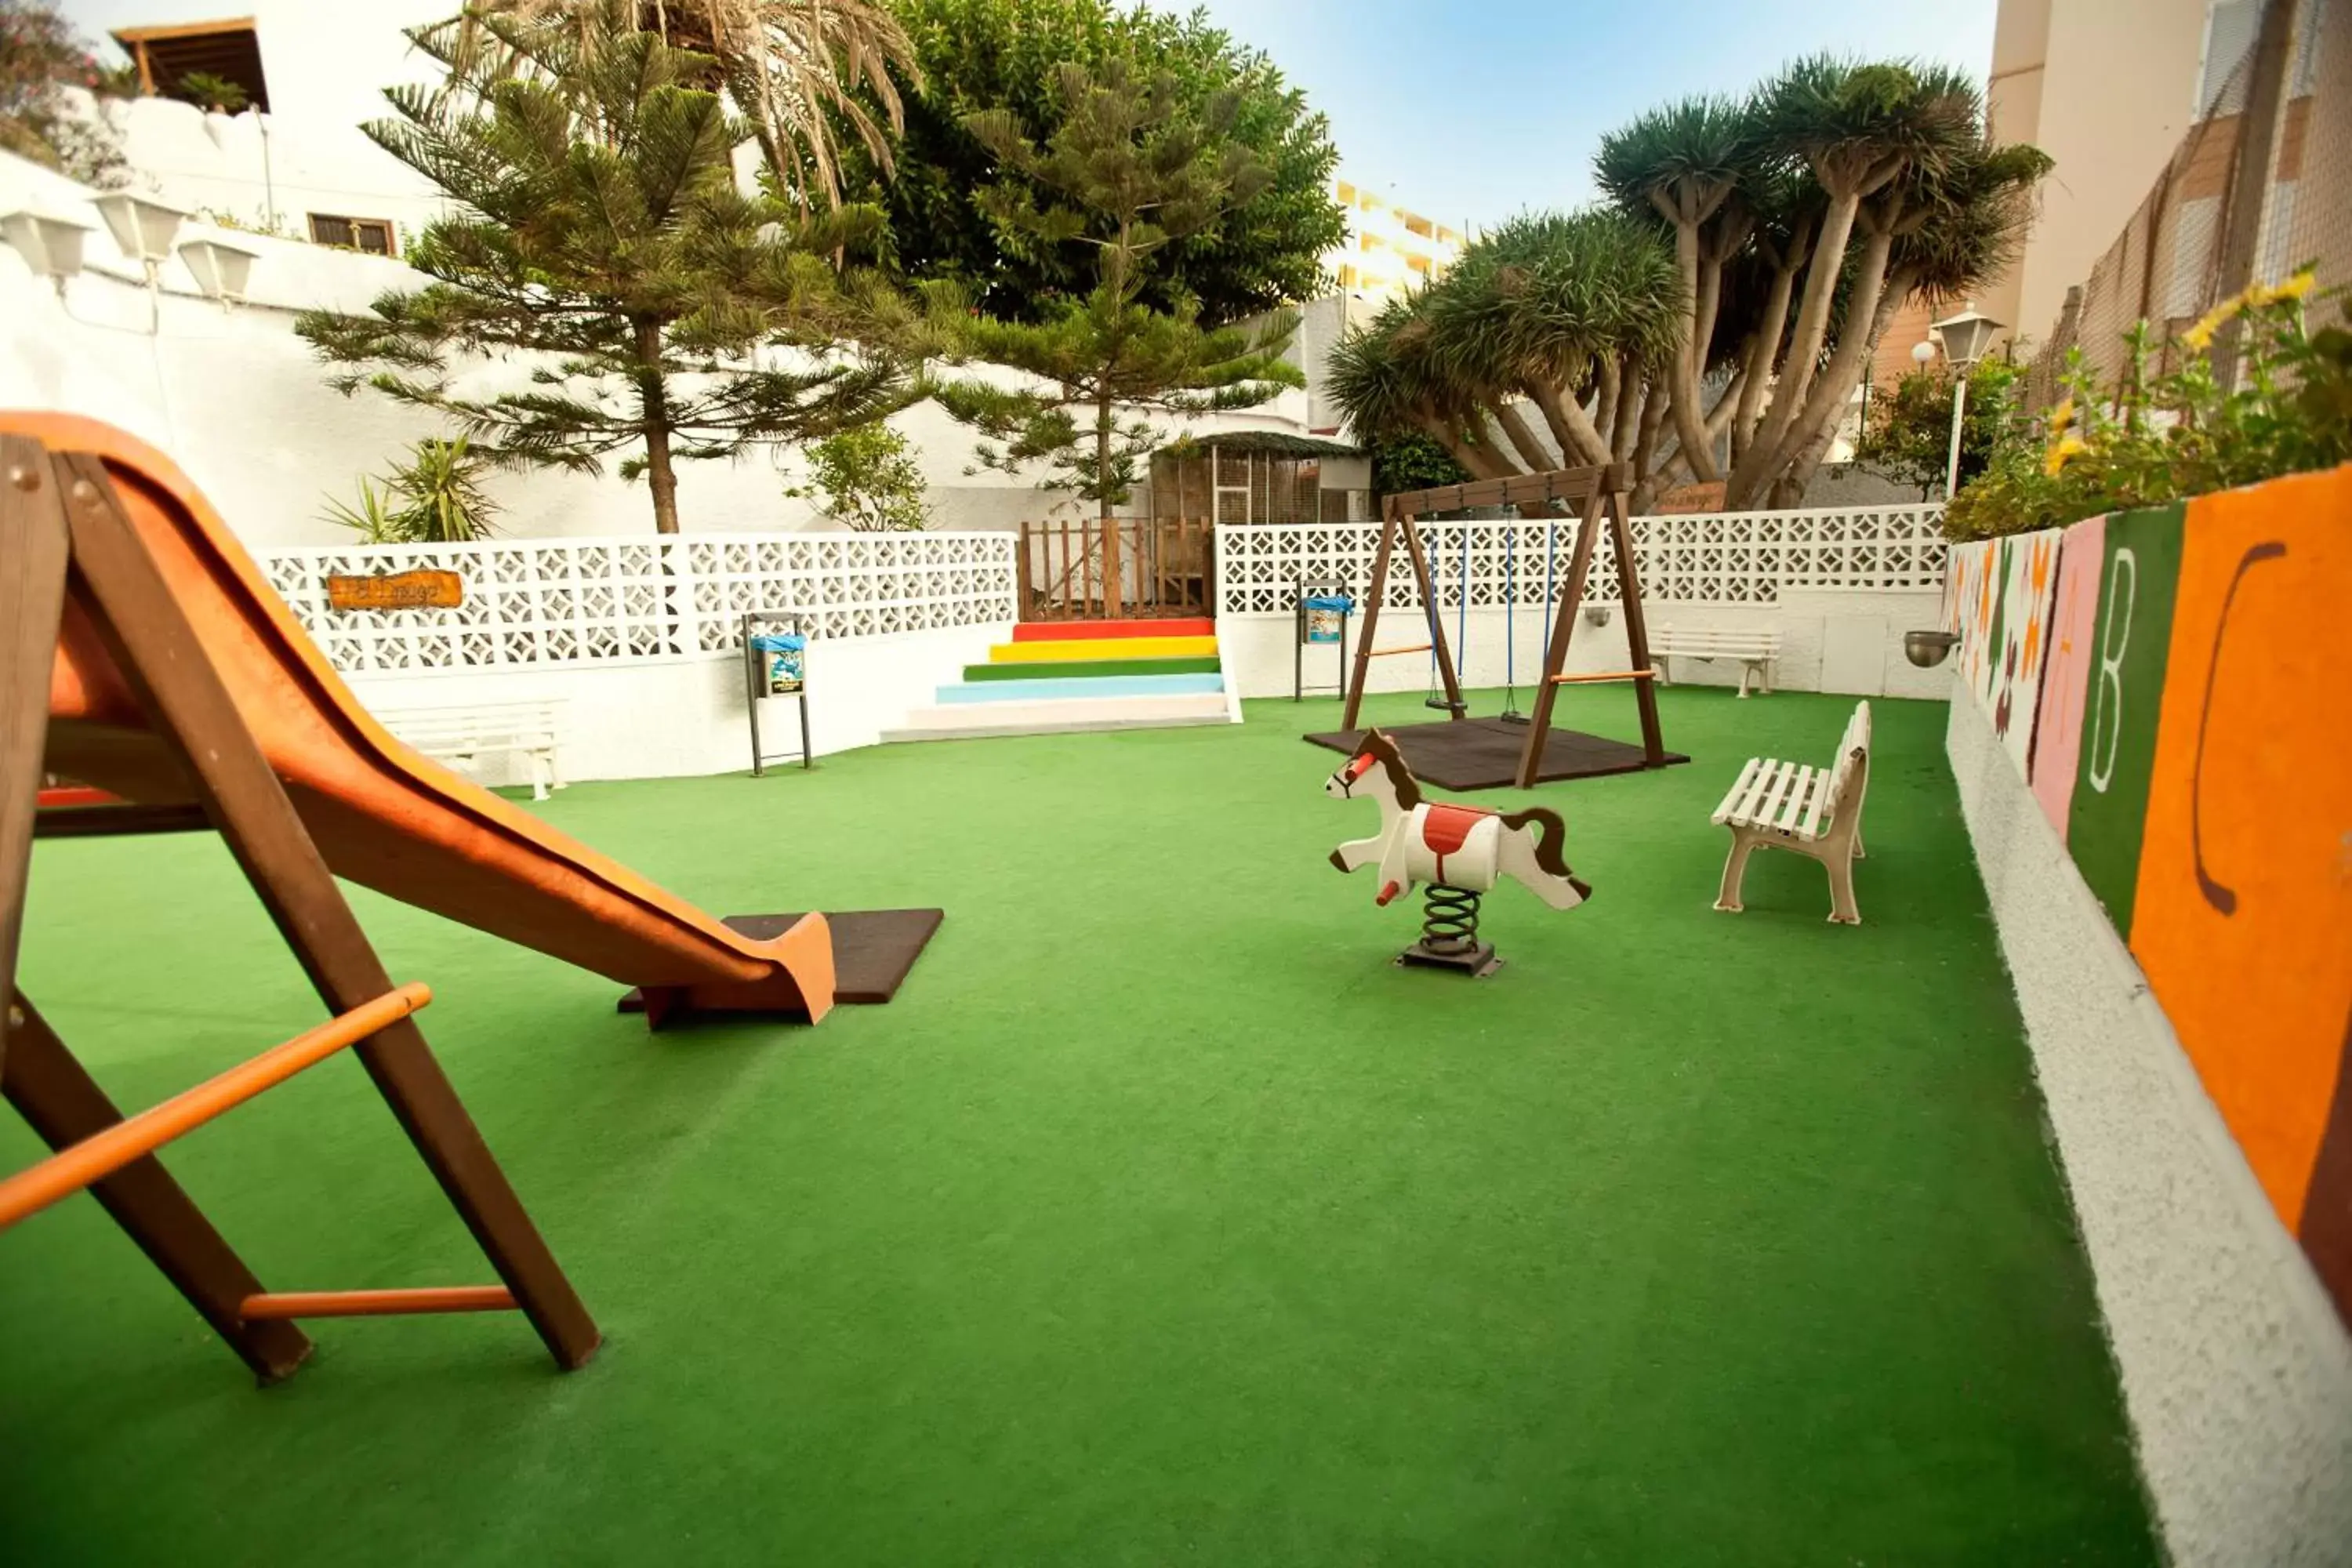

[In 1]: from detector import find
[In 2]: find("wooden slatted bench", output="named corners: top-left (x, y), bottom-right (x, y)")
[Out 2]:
top-left (1653, 626), bottom-right (1781, 697)
top-left (375, 699), bottom-right (566, 802)
top-left (1710, 699), bottom-right (1871, 924)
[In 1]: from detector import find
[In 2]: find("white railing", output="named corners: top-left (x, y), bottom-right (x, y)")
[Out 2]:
top-left (258, 531), bottom-right (1018, 673)
top-left (1214, 504), bottom-right (1946, 615)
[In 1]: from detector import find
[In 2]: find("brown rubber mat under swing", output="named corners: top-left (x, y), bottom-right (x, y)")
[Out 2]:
top-left (1304, 719), bottom-right (1689, 791)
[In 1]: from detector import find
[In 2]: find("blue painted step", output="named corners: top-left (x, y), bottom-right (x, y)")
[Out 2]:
top-left (937, 672), bottom-right (1226, 704)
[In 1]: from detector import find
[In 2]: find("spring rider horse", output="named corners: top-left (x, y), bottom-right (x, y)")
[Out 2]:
top-left (1323, 729), bottom-right (1591, 977)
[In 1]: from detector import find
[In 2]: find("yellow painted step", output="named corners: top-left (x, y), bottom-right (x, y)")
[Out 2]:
top-left (989, 635), bottom-right (1218, 664)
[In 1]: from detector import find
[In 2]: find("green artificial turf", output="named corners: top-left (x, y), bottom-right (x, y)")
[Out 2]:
top-left (0, 688), bottom-right (2157, 1566)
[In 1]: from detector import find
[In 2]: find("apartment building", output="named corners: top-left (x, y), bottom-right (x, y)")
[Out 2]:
top-left (1323, 176), bottom-right (1465, 309)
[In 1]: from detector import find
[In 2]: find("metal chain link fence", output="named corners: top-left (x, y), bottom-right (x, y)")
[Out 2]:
top-left (2021, 0), bottom-right (2348, 414)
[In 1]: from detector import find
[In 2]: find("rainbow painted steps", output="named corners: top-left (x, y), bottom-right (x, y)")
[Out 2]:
top-left (884, 617), bottom-right (1236, 742)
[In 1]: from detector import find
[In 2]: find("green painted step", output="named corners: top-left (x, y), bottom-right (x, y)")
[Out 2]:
top-left (963, 655), bottom-right (1222, 681)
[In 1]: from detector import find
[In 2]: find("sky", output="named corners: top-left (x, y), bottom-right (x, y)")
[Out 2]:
top-left (64, 0), bottom-right (1999, 232)
top-left (1185, 0), bottom-right (2000, 230)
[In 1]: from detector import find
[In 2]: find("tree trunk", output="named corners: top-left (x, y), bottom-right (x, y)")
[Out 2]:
top-left (1745, 228), bottom-right (1900, 497)
top-left (1493, 402), bottom-right (1553, 473)
top-left (1593, 356), bottom-right (1621, 452)
top-left (1525, 382), bottom-right (1583, 467)
top-left (1525, 382), bottom-right (1611, 467)
top-left (1095, 391), bottom-right (1122, 617)
top-left (1775, 270), bottom-right (1918, 499)
top-left (1704, 363), bottom-right (1750, 448)
top-left (1692, 252), bottom-right (1725, 390)
top-left (1665, 219), bottom-right (1722, 483)
top-left (633, 318), bottom-right (681, 535)
top-left (1731, 258), bottom-right (1800, 463)
top-left (1609, 357), bottom-right (1642, 463)
top-left (1693, 209), bottom-right (1751, 369)
top-left (1646, 370), bottom-right (1746, 490)
top-left (1628, 382), bottom-right (1670, 510)
top-left (1420, 417), bottom-right (1514, 482)
top-left (1733, 186), bottom-right (1863, 499)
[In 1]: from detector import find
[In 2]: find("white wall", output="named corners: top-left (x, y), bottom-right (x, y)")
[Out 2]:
top-left (0, 146), bottom-right (1326, 549)
top-left (1218, 590), bottom-right (1951, 702)
top-left (346, 621), bottom-right (1011, 787)
top-left (72, 0), bottom-right (454, 143)
top-left (110, 94), bottom-right (453, 248)
top-left (1947, 691), bottom-right (2352, 1568)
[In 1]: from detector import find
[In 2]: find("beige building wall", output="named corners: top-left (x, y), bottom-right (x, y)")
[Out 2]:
top-left (1980, 0), bottom-right (2054, 340)
top-left (1986, 0), bottom-right (2216, 350)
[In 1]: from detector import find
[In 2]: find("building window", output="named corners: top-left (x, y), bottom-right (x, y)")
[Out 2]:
top-left (308, 214), bottom-right (397, 256)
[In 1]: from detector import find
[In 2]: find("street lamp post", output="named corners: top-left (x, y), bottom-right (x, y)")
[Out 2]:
top-left (1927, 304), bottom-right (2005, 499)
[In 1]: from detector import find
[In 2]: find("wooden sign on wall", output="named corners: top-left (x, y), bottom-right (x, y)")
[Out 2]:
top-left (325, 569), bottom-right (464, 612)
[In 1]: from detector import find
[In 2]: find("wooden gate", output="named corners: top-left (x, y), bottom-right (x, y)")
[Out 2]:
top-left (1016, 517), bottom-right (1214, 622)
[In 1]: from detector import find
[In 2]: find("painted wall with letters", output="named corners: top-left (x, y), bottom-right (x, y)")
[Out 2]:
top-left (1947, 466), bottom-right (2352, 1322)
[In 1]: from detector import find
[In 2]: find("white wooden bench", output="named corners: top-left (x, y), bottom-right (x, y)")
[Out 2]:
top-left (1711, 700), bottom-right (1871, 924)
top-left (376, 699), bottom-right (566, 801)
top-left (1653, 626), bottom-right (1781, 697)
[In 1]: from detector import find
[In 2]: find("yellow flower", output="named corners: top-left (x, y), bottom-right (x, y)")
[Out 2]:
top-left (2181, 294), bottom-right (2244, 352)
top-left (2043, 434), bottom-right (2089, 478)
top-left (2048, 395), bottom-right (2075, 438)
top-left (2271, 267), bottom-right (2318, 302)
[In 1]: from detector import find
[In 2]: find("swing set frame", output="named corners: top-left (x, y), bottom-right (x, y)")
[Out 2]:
top-left (1340, 463), bottom-right (1668, 790)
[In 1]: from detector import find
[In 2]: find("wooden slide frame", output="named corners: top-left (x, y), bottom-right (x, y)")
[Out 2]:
top-left (1339, 463), bottom-right (1667, 789)
top-left (0, 437), bottom-right (597, 1384)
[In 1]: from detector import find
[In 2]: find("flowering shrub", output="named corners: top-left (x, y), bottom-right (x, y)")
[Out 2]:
top-left (0, 0), bottom-right (129, 185)
top-left (1943, 268), bottom-right (2352, 540)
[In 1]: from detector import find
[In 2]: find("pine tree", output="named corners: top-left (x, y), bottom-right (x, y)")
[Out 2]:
top-left (933, 59), bottom-right (1301, 608)
top-left (296, 1), bottom-right (926, 533)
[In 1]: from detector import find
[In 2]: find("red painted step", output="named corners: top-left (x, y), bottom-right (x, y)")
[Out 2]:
top-left (37, 786), bottom-right (118, 808)
top-left (1012, 617), bottom-right (1215, 642)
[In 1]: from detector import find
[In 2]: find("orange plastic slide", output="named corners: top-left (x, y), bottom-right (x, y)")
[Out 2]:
top-left (17, 413), bottom-right (836, 1023)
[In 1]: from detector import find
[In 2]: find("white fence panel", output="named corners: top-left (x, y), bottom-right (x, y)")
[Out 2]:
top-left (260, 531), bottom-right (1019, 673)
top-left (1214, 505), bottom-right (1945, 616)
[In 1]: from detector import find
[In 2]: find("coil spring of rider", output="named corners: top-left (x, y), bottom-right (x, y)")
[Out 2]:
top-left (1419, 884), bottom-right (1483, 956)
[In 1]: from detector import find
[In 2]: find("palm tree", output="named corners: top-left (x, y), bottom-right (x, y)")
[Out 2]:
top-left (450, 0), bottom-right (921, 211)
top-left (1767, 135), bottom-right (2051, 496)
top-left (1334, 59), bottom-right (2042, 512)
top-left (1328, 214), bottom-right (1679, 485)
top-left (1421, 209), bottom-right (1680, 470)
top-left (1724, 56), bottom-right (1980, 503)
top-left (1595, 93), bottom-right (1760, 482)
top-left (1327, 296), bottom-right (1509, 481)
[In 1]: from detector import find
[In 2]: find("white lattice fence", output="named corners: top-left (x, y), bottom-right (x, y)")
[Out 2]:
top-left (1214, 505), bottom-right (1944, 615)
top-left (678, 533), bottom-right (1018, 647)
top-left (260, 532), bottom-right (1018, 673)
